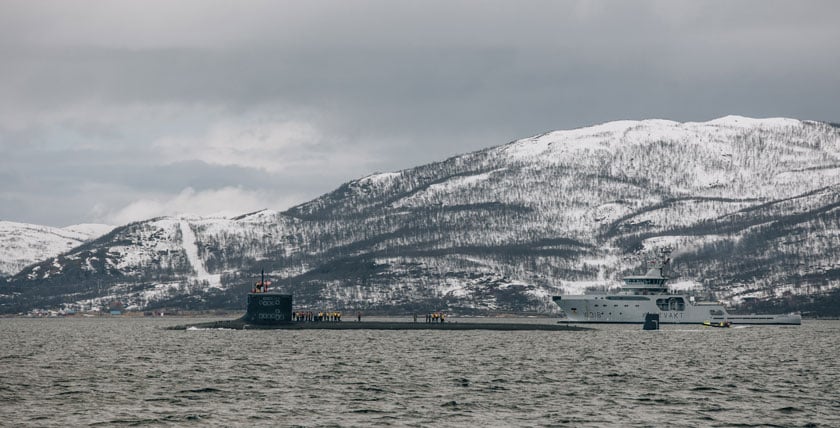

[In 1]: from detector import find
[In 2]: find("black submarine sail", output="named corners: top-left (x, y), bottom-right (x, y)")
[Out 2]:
top-left (244, 268), bottom-right (293, 324)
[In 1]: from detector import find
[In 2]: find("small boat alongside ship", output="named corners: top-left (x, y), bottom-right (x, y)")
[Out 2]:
top-left (703, 320), bottom-right (732, 328)
top-left (553, 257), bottom-right (801, 325)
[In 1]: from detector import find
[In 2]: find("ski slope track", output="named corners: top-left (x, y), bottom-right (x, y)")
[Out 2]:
top-left (179, 220), bottom-right (221, 289)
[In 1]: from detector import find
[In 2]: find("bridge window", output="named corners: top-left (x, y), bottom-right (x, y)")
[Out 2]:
top-left (656, 297), bottom-right (685, 311)
top-left (606, 296), bottom-right (650, 301)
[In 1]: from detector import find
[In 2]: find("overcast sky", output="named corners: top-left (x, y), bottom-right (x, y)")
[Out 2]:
top-left (1, 1), bottom-right (838, 227)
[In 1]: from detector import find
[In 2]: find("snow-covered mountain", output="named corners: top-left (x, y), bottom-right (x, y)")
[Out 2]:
top-left (3, 116), bottom-right (840, 315)
top-left (0, 221), bottom-right (114, 278)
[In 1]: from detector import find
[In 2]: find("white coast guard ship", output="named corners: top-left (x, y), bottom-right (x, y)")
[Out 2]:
top-left (553, 257), bottom-right (801, 325)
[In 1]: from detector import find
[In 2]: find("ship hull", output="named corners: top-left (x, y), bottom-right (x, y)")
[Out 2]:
top-left (552, 295), bottom-right (801, 325)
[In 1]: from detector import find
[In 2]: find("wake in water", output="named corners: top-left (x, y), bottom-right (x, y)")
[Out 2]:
top-left (186, 326), bottom-right (234, 331)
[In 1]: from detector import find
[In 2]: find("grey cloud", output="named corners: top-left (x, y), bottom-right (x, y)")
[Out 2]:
top-left (1, 1), bottom-right (839, 226)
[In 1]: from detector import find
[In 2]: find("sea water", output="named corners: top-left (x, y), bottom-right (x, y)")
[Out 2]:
top-left (1, 317), bottom-right (838, 427)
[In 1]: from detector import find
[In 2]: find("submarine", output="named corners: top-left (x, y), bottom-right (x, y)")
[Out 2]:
top-left (170, 272), bottom-right (589, 332)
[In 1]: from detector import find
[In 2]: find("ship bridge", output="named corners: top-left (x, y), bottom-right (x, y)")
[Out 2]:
top-left (620, 259), bottom-right (671, 295)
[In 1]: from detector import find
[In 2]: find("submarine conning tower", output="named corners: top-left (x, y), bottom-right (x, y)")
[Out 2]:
top-left (243, 270), bottom-right (292, 324)
top-left (244, 292), bottom-right (293, 324)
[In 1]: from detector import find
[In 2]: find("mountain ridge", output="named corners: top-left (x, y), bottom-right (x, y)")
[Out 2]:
top-left (3, 116), bottom-right (840, 315)
top-left (0, 221), bottom-right (114, 279)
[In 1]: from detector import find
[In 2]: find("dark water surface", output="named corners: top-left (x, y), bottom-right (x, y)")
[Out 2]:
top-left (1, 317), bottom-right (838, 427)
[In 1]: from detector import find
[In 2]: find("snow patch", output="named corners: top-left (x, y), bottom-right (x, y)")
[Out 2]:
top-left (555, 278), bottom-right (621, 295)
top-left (440, 279), bottom-right (469, 298)
top-left (591, 202), bottom-right (631, 223)
top-left (668, 279), bottom-right (702, 292)
top-left (179, 220), bottom-right (221, 288)
top-left (358, 172), bottom-right (401, 185)
top-left (641, 236), bottom-right (686, 251)
top-left (705, 115), bottom-right (802, 129)
top-left (502, 119), bottom-right (682, 162)
top-left (425, 169), bottom-right (504, 193)
top-left (524, 286), bottom-right (551, 300)
top-left (0, 220), bottom-right (109, 277)
top-left (392, 169), bottom-right (506, 208)
top-left (62, 223), bottom-right (115, 238)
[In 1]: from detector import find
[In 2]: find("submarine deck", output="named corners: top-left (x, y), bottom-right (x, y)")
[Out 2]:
top-left (169, 318), bottom-right (590, 331)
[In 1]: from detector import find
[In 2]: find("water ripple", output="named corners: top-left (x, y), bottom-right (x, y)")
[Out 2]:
top-left (1, 318), bottom-right (839, 427)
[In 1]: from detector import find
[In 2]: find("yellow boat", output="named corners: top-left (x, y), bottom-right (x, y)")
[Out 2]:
top-left (703, 320), bottom-right (732, 328)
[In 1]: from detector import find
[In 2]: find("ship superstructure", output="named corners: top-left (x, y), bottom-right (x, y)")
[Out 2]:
top-left (553, 257), bottom-right (801, 325)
